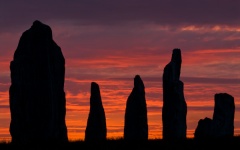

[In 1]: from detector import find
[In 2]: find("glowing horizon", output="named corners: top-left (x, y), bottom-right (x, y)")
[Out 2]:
top-left (1, 75), bottom-right (240, 141)
top-left (1, 0), bottom-right (240, 142)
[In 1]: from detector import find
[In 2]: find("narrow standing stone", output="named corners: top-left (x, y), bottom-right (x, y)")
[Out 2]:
top-left (85, 82), bottom-right (107, 141)
top-left (124, 75), bottom-right (148, 140)
top-left (162, 48), bottom-right (187, 139)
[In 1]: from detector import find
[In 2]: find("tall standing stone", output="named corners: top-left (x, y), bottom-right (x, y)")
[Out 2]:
top-left (212, 93), bottom-right (235, 137)
top-left (124, 75), bottom-right (148, 140)
top-left (162, 48), bottom-right (187, 139)
top-left (9, 20), bottom-right (68, 143)
top-left (85, 82), bottom-right (107, 141)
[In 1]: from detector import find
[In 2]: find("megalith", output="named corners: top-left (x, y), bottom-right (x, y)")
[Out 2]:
top-left (162, 48), bottom-right (187, 139)
top-left (85, 82), bottom-right (107, 141)
top-left (9, 20), bottom-right (68, 143)
top-left (194, 117), bottom-right (213, 139)
top-left (212, 93), bottom-right (235, 137)
top-left (194, 93), bottom-right (235, 138)
top-left (124, 75), bottom-right (148, 140)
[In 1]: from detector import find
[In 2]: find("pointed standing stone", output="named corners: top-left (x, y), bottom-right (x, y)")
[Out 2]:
top-left (124, 75), bottom-right (148, 140)
top-left (162, 48), bottom-right (187, 139)
top-left (85, 82), bottom-right (107, 141)
top-left (9, 20), bottom-right (68, 143)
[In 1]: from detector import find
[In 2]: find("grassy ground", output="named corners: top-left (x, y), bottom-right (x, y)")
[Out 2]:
top-left (0, 136), bottom-right (240, 150)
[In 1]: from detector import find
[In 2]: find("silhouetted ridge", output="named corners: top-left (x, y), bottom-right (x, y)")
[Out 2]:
top-left (9, 20), bottom-right (68, 144)
top-left (194, 93), bottom-right (235, 139)
top-left (85, 82), bottom-right (107, 141)
top-left (124, 75), bottom-right (148, 140)
top-left (162, 48), bottom-right (187, 140)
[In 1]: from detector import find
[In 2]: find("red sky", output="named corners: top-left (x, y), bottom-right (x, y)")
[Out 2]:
top-left (0, 0), bottom-right (240, 141)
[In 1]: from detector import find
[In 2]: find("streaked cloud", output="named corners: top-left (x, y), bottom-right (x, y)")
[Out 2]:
top-left (1, 0), bottom-right (239, 31)
top-left (0, 0), bottom-right (240, 141)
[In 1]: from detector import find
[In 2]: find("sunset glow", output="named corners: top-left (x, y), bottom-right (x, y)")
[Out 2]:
top-left (0, 0), bottom-right (240, 142)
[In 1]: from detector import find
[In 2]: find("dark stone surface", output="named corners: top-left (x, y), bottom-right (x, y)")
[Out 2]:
top-left (85, 82), bottom-right (107, 141)
top-left (212, 93), bottom-right (235, 137)
top-left (9, 20), bottom-right (68, 143)
top-left (194, 117), bottom-right (213, 139)
top-left (162, 48), bottom-right (187, 139)
top-left (124, 75), bottom-right (148, 140)
top-left (194, 93), bottom-right (235, 139)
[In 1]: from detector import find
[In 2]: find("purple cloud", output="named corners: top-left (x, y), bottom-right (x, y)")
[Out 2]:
top-left (1, 0), bottom-right (239, 31)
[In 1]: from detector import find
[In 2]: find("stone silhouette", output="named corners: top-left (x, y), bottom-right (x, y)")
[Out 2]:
top-left (194, 117), bottom-right (213, 139)
top-left (9, 20), bottom-right (68, 143)
top-left (194, 93), bottom-right (235, 138)
top-left (85, 82), bottom-right (107, 141)
top-left (162, 48), bottom-right (187, 139)
top-left (212, 93), bottom-right (235, 137)
top-left (124, 75), bottom-right (148, 140)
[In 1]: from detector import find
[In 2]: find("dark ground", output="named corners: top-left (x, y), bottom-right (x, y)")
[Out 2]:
top-left (0, 136), bottom-right (240, 150)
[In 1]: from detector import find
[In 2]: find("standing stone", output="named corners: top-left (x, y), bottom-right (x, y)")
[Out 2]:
top-left (212, 93), bottom-right (235, 137)
top-left (85, 82), bottom-right (107, 141)
top-left (194, 93), bottom-right (235, 139)
top-left (124, 75), bottom-right (148, 140)
top-left (194, 117), bottom-right (213, 139)
top-left (162, 48), bottom-right (187, 139)
top-left (9, 20), bottom-right (68, 143)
